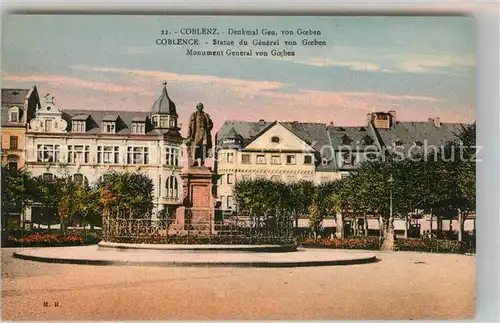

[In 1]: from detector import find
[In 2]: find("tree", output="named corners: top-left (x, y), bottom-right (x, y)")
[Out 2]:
top-left (289, 180), bottom-right (316, 228)
top-left (96, 171), bottom-right (154, 219)
top-left (1, 167), bottom-right (34, 229)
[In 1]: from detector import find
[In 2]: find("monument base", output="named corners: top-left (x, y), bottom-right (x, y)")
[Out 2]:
top-left (171, 166), bottom-right (217, 236)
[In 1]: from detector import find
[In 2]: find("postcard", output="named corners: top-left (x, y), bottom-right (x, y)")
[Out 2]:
top-left (2, 14), bottom-right (475, 320)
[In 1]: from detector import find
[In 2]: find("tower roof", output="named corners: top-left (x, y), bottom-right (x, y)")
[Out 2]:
top-left (151, 82), bottom-right (178, 117)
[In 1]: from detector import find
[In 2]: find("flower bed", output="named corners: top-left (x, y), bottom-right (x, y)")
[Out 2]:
top-left (6, 232), bottom-right (100, 247)
top-left (300, 237), bottom-right (382, 250)
top-left (395, 238), bottom-right (472, 254)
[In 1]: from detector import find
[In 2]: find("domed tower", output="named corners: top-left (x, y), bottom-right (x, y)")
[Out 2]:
top-left (151, 82), bottom-right (179, 133)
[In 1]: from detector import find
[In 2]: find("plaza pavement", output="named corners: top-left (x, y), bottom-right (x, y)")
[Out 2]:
top-left (12, 245), bottom-right (376, 267)
top-left (2, 248), bottom-right (475, 320)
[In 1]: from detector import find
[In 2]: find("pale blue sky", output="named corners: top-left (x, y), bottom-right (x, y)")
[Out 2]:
top-left (2, 15), bottom-right (475, 131)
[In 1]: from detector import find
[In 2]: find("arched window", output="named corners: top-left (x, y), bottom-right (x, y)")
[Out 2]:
top-left (165, 176), bottom-right (179, 199)
top-left (73, 173), bottom-right (89, 186)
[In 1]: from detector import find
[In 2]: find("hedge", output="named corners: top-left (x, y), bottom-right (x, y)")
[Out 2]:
top-left (103, 235), bottom-right (296, 246)
top-left (395, 237), bottom-right (473, 254)
top-left (300, 237), bottom-right (382, 250)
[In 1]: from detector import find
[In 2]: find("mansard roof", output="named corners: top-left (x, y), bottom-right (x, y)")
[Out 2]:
top-left (1, 88), bottom-right (30, 105)
top-left (374, 120), bottom-right (468, 149)
top-left (60, 109), bottom-right (159, 135)
top-left (327, 125), bottom-right (380, 150)
top-left (151, 82), bottom-right (178, 117)
top-left (1, 88), bottom-right (33, 127)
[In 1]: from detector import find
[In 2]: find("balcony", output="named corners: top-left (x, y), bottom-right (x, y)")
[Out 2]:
top-left (159, 196), bottom-right (181, 204)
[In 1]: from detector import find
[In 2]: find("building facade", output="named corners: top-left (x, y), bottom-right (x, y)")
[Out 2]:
top-left (215, 111), bottom-right (469, 212)
top-left (24, 84), bottom-right (185, 222)
top-left (1, 87), bottom-right (41, 171)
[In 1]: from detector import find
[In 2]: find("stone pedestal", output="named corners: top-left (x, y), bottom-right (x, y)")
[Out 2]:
top-left (172, 166), bottom-right (217, 235)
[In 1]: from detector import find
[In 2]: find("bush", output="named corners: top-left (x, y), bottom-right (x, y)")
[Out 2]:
top-left (5, 232), bottom-right (100, 247)
top-left (300, 236), bottom-right (382, 250)
top-left (395, 238), bottom-right (472, 254)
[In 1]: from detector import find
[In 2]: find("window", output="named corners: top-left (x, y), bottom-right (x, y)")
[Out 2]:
top-left (286, 155), bottom-right (296, 164)
top-left (271, 155), bottom-right (281, 165)
top-left (270, 136), bottom-right (281, 144)
top-left (165, 176), bottom-right (179, 199)
top-left (304, 155), bottom-right (313, 164)
top-left (241, 154), bottom-right (251, 164)
top-left (256, 155), bottom-right (266, 164)
top-left (153, 116), bottom-right (158, 127)
top-left (103, 121), bottom-right (116, 133)
top-left (8, 162), bottom-right (18, 174)
top-left (43, 173), bottom-right (54, 180)
top-left (227, 196), bottom-right (234, 209)
top-left (73, 173), bottom-right (89, 186)
top-left (44, 119), bottom-right (52, 132)
top-left (37, 144), bottom-right (60, 163)
top-left (256, 174), bottom-right (266, 180)
top-left (160, 116), bottom-right (169, 128)
top-left (219, 153), bottom-right (225, 164)
top-left (227, 152), bottom-right (234, 163)
top-left (72, 121), bottom-right (86, 133)
top-left (227, 174), bottom-right (234, 184)
top-left (169, 118), bottom-right (176, 128)
top-left (286, 175), bottom-right (296, 183)
top-left (67, 145), bottom-right (90, 164)
top-left (322, 157), bottom-right (329, 166)
top-left (132, 122), bottom-right (145, 134)
top-left (127, 147), bottom-right (149, 165)
top-left (270, 175), bottom-right (281, 181)
top-left (97, 146), bottom-right (120, 164)
top-left (165, 146), bottom-right (180, 166)
top-left (9, 108), bottom-right (19, 122)
top-left (9, 136), bottom-right (18, 150)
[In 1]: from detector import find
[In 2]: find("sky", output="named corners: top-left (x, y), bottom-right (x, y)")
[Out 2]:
top-left (2, 15), bottom-right (475, 134)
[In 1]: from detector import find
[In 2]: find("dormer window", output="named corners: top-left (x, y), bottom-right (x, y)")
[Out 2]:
top-left (8, 107), bottom-right (19, 122)
top-left (322, 157), bottom-right (329, 166)
top-left (340, 134), bottom-right (353, 145)
top-left (394, 140), bottom-right (404, 146)
top-left (415, 141), bottom-right (424, 147)
top-left (72, 120), bottom-right (86, 133)
top-left (103, 121), bottom-right (116, 133)
top-left (132, 122), bottom-right (145, 134)
top-left (102, 115), bottom-right (118, 134)
top-left (361, 135), bottom-right (374, 146)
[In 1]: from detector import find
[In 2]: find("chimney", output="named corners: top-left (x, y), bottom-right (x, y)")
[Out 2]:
top-left (388, 110), bottom-right (396, 125)
top-left (428, 117), bottom-right (434, 123)
top-left (434, 117), bottom-right (441, 128)
top-left (366, 113), bottom-right (373, 125)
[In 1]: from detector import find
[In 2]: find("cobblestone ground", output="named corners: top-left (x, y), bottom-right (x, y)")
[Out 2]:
top-left (1, 248), bottom-right (475, 320)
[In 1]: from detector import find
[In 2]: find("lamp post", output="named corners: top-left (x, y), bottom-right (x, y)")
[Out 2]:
top-left (388, 174), bottom-right (394, 234)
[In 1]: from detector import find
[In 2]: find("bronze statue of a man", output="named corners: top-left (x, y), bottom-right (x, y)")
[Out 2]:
top-left (186, 102), bottom-right (213, 167)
